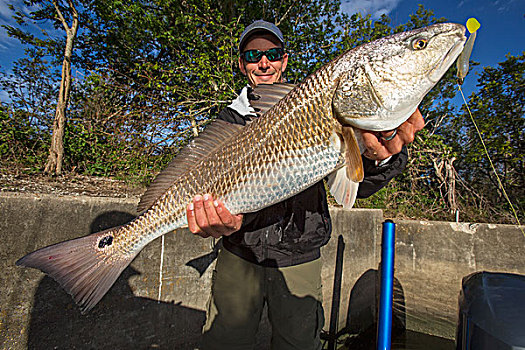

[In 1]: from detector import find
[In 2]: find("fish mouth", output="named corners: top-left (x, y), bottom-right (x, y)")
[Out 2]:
top-left (429, 32), bottom-right (466, 83)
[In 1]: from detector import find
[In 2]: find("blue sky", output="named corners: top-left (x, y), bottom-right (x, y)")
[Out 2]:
top-left (1, 0), bottom-right (524, 103)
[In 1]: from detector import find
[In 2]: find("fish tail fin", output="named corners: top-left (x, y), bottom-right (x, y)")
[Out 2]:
top-left (16, 227), bottom-right (135, 314)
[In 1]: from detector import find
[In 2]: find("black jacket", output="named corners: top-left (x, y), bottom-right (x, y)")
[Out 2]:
top-left (218, 106), bottom-right (407, 267)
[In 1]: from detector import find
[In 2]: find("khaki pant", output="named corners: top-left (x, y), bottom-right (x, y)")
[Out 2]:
top-left (202, 248), bottom-right (324, 350)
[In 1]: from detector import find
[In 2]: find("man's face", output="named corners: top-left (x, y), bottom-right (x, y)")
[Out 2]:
top-left (239, 33), bottom-right (288, 87)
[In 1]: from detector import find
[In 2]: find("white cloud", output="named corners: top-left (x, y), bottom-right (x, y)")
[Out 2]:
top-left (0, 0), bottom-right (60, 71)
top-left (494, 0), bottom-right (515, 13)
top-left (0, 87), bottom-right (12, 103)
top-left (0, 0), bottom-right (24, 52)
top-left (340, 0), bottom-right (402, 19)
top-left (0, 1), bottom-right (16, 20)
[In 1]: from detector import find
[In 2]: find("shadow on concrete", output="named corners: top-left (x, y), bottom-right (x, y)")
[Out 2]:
top-left (186, 238), bottom-right (221, 277)
top-left (343, 269), bottom-right (407, 348)
top-left (26, 210), bottom-right (206, 350)
top-left (27, 268), bottom-right (205, 349)
top-left (89, 209), bottom-right (136, 233)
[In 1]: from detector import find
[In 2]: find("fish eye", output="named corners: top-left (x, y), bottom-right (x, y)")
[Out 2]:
top-left (412, 38), bottom-right (428, 50)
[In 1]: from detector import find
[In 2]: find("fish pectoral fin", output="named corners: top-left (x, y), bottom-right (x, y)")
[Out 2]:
top-left (327, 166), bottom-right (359, 209)
top-left (341, 126), bottom-right (364, 182)
top-left (326, 126), bottom-right (363, 209)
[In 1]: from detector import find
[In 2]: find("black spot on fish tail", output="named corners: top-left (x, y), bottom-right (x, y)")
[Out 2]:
top-left (98, 235), bottom-right (113, 249)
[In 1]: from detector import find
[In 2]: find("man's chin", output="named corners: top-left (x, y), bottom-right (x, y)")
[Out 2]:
top-left (254, 75), bottom-right (277, 85)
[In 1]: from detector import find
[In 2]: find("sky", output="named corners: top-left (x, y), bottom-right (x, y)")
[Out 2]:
top-left (0, 0), bottom-right (524, 103)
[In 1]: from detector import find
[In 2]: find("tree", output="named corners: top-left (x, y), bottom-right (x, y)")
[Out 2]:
top-left (44, 0), bottom-right (79, 174)
top-left (4, 0), bottom-right (80, 174)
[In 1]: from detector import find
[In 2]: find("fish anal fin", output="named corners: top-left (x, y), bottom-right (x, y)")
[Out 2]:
top-left (342, 126), bottom-right (364, 182)
top-left (16, 227), bottom-right (135, 314)
top-left (327, 166), bottom-right (359, 209)
top-left (137, 119), bottom-right (244, 213)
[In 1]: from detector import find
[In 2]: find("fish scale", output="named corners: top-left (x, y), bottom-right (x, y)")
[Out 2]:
top-left (16, 23), bottom-right (466, 313)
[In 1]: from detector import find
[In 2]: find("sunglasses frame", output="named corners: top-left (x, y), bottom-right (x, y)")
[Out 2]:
top-left (241, 48), bottom-right (285, 63)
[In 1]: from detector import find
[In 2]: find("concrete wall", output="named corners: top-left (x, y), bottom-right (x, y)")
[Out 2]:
top-left (1, 192), bottom-right (523, 349)
top-left (393, 220), bottom-right (524, 338)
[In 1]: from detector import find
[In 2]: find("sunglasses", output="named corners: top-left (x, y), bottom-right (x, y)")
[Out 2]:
top-left (241, 48), bottom-right (284, 63)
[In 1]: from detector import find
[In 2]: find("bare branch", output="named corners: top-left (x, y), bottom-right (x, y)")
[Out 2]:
top-left (275, 1), bottom-right (296, 26)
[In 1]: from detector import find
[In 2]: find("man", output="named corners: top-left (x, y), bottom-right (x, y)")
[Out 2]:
top-left (187, 20), bottom-right (424, 350)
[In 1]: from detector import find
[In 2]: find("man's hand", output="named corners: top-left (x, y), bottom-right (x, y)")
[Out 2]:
top-left (187, 194), bottom-right (243, 238)
top-left (361, 109), bottom-right (424, 161)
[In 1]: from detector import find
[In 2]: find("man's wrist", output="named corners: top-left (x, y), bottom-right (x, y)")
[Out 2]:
top-left (375, 156), bottom-right (392, 167)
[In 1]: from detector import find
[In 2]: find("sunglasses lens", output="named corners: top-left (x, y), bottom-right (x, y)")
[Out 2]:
top-left (243, 50), bottom-right (261, 63)
top-left (243, 48), bottom-right (283, 63)
top-left (265, 48), bottom-right (283, 61)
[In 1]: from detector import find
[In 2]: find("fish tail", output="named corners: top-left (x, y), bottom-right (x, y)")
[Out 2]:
top-left (16, 227), bottom-right (136, 314)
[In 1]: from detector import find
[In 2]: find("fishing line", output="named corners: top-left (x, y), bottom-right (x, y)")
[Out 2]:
top-left (457, 85), bottom-right (523, 236)
top-left (158, 234), bottom-right (165, 302)
top-left (456, 17), bottom-right (523, 236)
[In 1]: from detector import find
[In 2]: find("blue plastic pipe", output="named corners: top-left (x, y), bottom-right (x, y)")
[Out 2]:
top-left (377, 220), bottom-right (396, 350)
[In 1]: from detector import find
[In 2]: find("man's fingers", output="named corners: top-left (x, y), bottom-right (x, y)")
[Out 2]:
top-left (382, 132), bottom-right (404, 155)
top-left (408, 109), bottom-right (425, 131)
top-left (186, 194), bottom-right (242, 239)
top-left (187, 202), bottom-right (210, 238)
top-left (214, 199), bottom-right (243, 233)
top-left (202, 195), bottom-right (243, 237)
top-left (193, 195), bottom-right (222, 238)
top-left (202, 194), bottom-right (233, 237)
top-left (392, 110), bottom-right (425, 147)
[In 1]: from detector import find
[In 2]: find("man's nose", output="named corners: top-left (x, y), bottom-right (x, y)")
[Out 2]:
top-left (258, 55), bottom-right (270, 69)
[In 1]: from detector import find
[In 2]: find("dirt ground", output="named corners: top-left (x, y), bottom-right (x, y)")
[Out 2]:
top-left (0, 169), bottom-right (145, 199)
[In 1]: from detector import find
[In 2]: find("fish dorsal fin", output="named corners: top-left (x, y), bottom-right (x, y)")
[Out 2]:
top-left (137, 119), bottom-right (244, 213)
top-left (327, 166), bottom-right (359, 209)
top-left (249, 83), bottom-right (296, 116)
top-left (341, 126), bottom-right (364, 182)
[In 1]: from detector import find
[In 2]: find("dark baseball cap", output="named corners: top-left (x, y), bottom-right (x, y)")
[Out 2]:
top-left (239, 20), bottom-right (284, 52)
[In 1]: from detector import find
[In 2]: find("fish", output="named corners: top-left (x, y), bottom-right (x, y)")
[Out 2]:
top-left (16, 23), bottom-right (466, 313)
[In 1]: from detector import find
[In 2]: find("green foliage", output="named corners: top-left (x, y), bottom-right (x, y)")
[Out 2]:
top-left (0, 48), bottom-right (56, 171)
top-left (0, 48), bottom-right (58, 125)
top-left (0, 105), bottom-right (49, 170)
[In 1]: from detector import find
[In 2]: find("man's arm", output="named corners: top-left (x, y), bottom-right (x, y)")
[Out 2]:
top-left (356, 109), bottom-right (424, 198)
